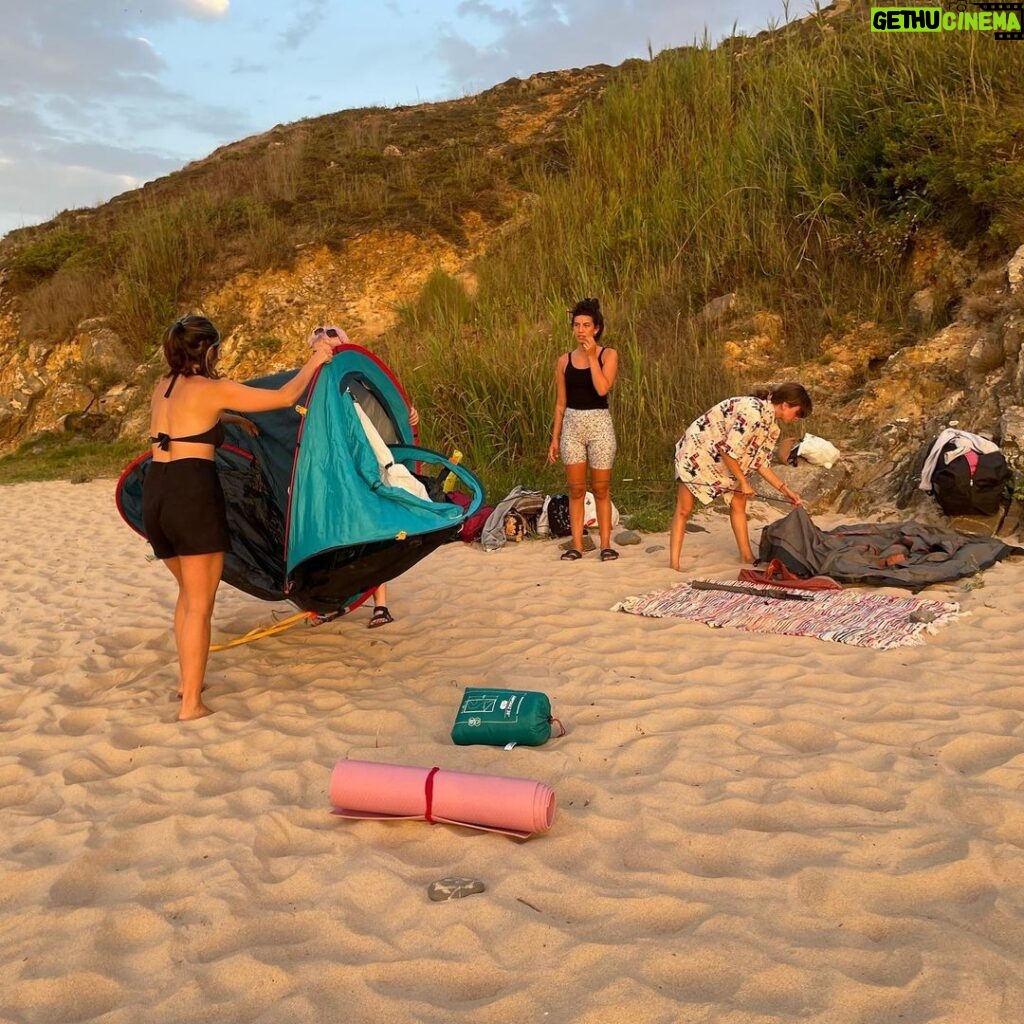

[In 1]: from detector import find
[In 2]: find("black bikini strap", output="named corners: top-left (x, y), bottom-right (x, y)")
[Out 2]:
top-left (163, 372), bottom-right (180, 398)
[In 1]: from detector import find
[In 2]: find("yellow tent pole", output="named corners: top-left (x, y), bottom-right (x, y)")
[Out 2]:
top-left (209, 610), bottom-right (315, 652)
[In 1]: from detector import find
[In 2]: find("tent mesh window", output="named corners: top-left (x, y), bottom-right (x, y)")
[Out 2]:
top-left (344, 376), bottom-right (399, 444)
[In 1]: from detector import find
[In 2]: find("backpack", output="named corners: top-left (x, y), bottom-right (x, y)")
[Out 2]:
top-left (930, 440), bottom-right (1011, 516)
top-left (546, 494), bottom-right (572, 537)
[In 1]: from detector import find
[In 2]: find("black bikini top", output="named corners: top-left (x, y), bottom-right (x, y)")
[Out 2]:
top-left (150, 372), bottom-right (226, 451)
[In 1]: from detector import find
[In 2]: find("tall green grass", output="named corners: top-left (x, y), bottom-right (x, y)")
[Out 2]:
top-left (388, 15), bottom-right (1024, 503)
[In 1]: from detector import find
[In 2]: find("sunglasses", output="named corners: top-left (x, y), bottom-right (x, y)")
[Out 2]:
top-left (313, 327), bottom-right (341, 338)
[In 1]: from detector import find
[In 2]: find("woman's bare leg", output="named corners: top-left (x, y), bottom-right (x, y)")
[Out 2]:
top-left (174, 552), bottom-right (222, 720)
top-left (669, 483), bottom-right (695, 570)
top-left (565, 462), bottom-right (588, 553)
top-left (728, 493), bottom-right (756, 563)
top-left (164, 558), bottom-right (187, 699)
top-left (590, 468), bottom-right (613, 551)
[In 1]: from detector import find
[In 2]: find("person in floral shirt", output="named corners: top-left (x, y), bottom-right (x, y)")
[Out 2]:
top-left (669, 383), bottom-right (812, 568)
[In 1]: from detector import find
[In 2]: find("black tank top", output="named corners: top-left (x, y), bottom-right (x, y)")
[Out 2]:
top-left (564, 349), bottom-right (609, 410)
top-left (149, 372), bottom-right (226, 451)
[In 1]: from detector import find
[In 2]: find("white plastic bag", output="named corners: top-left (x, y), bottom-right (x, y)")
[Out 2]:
top-left (795, 433), bottom-right (840, 469)
top-left (583, 491), bottom-right (619, 528)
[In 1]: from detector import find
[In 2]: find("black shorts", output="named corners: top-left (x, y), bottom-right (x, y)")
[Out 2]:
top-left (142, 458), bottom-right (231, 560)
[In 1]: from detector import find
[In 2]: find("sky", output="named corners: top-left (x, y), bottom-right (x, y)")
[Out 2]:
top-left (0, 0), bottom-right (810, 240)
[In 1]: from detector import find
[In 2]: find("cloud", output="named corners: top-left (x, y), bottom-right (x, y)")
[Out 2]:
top-left (231, 59), bottom-right (271, 75)
top-left (0, 149), bottom-right (182, 238)
top-left (436, 0), bottom-right (791, 92)
top-left (0, 0), bottom-right (244, 237)
top-left (182, 0), bottom-right (231, 15)
top-left (279, 0), bottom-right (329, 50)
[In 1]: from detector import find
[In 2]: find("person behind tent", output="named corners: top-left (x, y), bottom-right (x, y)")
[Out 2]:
top-left (145, 315), bottom-right (334, 720)
top-left (546, 297), bottom-right (620, 562)
top-left (309, 324), bottom-right (419, 629)
top-left (669, 383), bottom-right (812, 568)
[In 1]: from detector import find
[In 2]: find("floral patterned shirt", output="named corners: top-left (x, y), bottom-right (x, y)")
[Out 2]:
top-left (673, 397), bottom-right (779, 504)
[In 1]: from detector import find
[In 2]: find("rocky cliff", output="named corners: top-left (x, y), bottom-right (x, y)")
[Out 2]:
top-left (725, 236), bottom-right (1024, 533)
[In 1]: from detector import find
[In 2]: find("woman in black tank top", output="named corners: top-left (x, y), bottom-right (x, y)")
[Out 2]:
top-left (547, 298), bottom-right (620, 561)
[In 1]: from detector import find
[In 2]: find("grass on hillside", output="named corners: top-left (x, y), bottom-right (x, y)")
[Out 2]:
top-left (385, 13), bottom-right (1024, 495)
top-left (0, 433), bottom-right (144, 485)
top-left (3, 77), bottom-right (610, 350)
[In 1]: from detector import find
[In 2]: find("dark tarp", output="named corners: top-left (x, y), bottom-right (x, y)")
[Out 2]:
top-left (758, 507), bottom-right (1023, 591)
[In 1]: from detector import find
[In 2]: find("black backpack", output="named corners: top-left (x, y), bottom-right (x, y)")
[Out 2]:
top-left (546, 494), bottom-right (572, 537)
top-left (930, 440), bottom-right (1011, 516)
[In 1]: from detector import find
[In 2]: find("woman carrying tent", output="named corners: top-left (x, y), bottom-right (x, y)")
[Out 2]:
top-left (547, 297), bottom-right (620, 561)
top-left (145, 315), bottom-right (334, 720)
top-left (669, 383), bottom-right (812, 569)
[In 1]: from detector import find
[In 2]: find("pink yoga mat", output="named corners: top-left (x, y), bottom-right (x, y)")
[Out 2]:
top-left (329, 759), bottom-right (556, 838)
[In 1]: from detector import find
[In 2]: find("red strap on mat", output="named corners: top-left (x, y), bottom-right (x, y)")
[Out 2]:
top-left (423, 766), bottom-right (440, 822)
top-left (738, 558), bottom-right (842, 591)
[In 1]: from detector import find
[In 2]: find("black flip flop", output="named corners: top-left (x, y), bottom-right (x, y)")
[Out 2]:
top-left (600, 548), bottom-right (619, 561)
top-left (368, 605), bottom-right (394, 628)
top-left (560, 548), bottom-right (583, 561)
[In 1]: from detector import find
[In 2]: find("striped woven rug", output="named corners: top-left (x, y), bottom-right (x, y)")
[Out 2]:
top-left (613, 580), bottom-right (961, 649)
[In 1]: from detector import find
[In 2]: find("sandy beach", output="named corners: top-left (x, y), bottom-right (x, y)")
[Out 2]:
top-left (2, 478), bottom-right (1024, 1024)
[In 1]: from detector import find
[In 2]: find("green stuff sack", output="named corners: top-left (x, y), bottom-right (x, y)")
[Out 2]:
top-left (451, 688), bottom-right (562, 747)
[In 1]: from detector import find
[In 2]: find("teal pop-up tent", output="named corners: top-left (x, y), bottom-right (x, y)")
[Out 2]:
top-left (116, 344), bottom-right (484, 615)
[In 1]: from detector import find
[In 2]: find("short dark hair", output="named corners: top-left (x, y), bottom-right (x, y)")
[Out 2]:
top-left (570, 297), bottom-right (604, 340)
top-left (163, 315), bottom-right (221, 378)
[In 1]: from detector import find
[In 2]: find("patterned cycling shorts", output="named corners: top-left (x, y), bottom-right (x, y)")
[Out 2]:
top-left (560, 408), bottom-right (617, 470)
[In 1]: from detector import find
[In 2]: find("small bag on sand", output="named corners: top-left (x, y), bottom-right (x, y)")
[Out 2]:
top-left (451, 688), bottom-right (564, 747)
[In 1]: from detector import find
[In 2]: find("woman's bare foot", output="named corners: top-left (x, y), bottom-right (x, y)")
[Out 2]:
top-left (178, 702), bottom-right (213, 721)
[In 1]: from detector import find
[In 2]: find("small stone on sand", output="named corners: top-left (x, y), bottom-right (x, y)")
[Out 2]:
top-left (428, 877), bottom-right (486, 902)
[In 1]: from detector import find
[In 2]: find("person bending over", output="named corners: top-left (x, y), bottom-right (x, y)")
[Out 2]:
top-left (669, 383), bottom-right (812, 568)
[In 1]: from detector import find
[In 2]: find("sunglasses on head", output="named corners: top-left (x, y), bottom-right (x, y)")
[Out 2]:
top-left (313, 326), bottom-right (341, 338)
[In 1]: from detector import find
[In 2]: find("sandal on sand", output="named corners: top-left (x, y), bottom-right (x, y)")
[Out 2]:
top-left (368, 606), bottom-right (394, 629)
top-left (560, 548), bottom-right (583, 561)
top-left (600, 548), bottom-right (619, 562)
